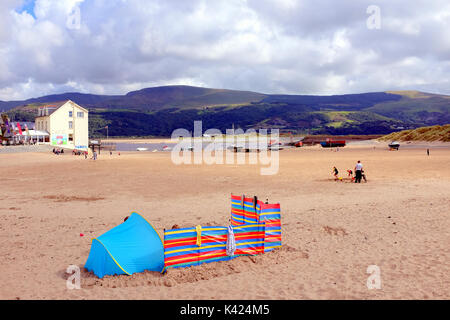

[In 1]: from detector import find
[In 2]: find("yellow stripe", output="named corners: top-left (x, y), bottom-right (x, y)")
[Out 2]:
top-left (199, 251), bottom-right (226, 259)
top-left (243, 203), bottom-right (258, 209)
top-left (164, 239), bottom-right (196, 247)
top-left (232, 216), bottom-right (259, 224)
top-left (260, 211), bottom-right (280, 216)
top-left (265, 245), bottom-right (282, 249)
top-left (165, 227), bottom-right (226, 236)
top-left (93, 238), bottom-right (131, 276)
top-left (233, 224), bottom-right (265, 229)
top-left (236, 241), bottom-right (265, 246)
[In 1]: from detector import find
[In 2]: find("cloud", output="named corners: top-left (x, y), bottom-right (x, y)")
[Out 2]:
top-left (1, 0), bottom-right (450, 100)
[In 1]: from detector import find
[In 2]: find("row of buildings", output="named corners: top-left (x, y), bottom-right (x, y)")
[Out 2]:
top-left (1, 100), bottom-right (89, 150)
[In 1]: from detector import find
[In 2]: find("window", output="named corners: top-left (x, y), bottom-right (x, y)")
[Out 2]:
top-left (69, 111), bottom-right (73, 118)
top-left (69, 121), bottom-right (73, 129)
top-left (77, 112), bottom-right (84, 118)
top-left (69, 134), bottom-right (73, 142)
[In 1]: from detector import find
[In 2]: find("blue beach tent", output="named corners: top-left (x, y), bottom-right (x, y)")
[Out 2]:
top-left (85, 212), bottom-right (164, 278)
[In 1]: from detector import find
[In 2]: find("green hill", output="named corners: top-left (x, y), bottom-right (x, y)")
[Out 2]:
top-left (3, 86), bottom-right (450, 137)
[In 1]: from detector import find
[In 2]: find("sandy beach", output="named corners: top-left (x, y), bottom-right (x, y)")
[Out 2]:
top-left (0, 142), bottom-right (449, 300)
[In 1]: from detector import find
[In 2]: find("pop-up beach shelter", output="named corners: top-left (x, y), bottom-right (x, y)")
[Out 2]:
top-left (85, 212), bottom-right (164, 278)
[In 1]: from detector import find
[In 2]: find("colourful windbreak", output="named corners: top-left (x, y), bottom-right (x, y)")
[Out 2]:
top-left (230, 194), bottom-right (282, 252)
top-left (163, 223), bottom-right (266, 271)
top-left (259, 203), bottom-right (282, 252)
top-left (231, 194), bottom-right (260, 225)
top-left (232, 223), bottom-right (266, 256)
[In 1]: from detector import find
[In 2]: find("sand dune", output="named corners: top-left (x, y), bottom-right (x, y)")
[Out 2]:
top-left (0, 143), bottom-right (449, 300)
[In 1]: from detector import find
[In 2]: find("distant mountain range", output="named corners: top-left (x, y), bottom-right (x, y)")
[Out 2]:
top-left (2, 85), bottom-right (450, 137)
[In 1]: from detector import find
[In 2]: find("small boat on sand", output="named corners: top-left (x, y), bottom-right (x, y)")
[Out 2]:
top-left (136, 148), bottom-right (148, 151)
top-left (388, 141), bottom-right (400, 150)
top-left (320, 140), bottom-right (346, 148)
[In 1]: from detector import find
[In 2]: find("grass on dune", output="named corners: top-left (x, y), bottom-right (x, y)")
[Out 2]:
top-left (379, 124), bottom-right (450, 142)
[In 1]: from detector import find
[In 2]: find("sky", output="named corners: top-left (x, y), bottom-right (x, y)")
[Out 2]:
top-left (1, 0), bottom-right (449, 100)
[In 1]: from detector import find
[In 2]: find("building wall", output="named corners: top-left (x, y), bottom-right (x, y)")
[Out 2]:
top-left (47, 101), bottom-right (89, 150)
top-left (35, 118), bottom-right (50, 132)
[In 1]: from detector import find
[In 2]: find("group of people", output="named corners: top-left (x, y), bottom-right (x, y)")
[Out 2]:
top-left (72, 149), bottom-right (89, 159)
top-left (333, 160), bottom-right (366, 183)
top-left (53, 147), bottom-right (98, 160)
top-left (52, 148), bottom-right (64, 155)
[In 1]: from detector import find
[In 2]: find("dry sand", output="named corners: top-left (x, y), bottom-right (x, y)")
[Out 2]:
top-left (0, 142), bottom-right (449, 300)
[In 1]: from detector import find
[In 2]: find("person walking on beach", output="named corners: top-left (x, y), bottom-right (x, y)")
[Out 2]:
top-left (427, 148), bottom-right (430, 156)
top-left (93, 150), bottom-right (97, 160)
top-left (332, 166), bottom-right (339, 180)
top-left (354, 160), bottom-right (363, 183)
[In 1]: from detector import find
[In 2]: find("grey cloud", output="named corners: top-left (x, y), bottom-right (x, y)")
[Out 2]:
top-left (1, 0), bottom-right (450, 100)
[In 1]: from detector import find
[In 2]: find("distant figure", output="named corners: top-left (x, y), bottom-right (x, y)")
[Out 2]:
top-left (355, 160), bottom-right (363, 183)
top-left (84, 151), bottom-right (88, 159)
top-left (93, 150), bottom-right (97, 160)
top-left (347, 169), bottom-right (354, 181)
top-left (361, 170), bottom-right (367, 182)
top-left (427, 148), bottom-right (430, 156)
top-left (110, 151), bottom-right (112, 156)
top-left (332, 166), bottom-right (339, 180)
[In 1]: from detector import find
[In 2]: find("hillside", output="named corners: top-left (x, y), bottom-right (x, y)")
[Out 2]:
top-left (1, 86), bottom-right (267, 112)
top-left (2, 86), bottom-right (449, 137)
top-left (379, 124), bottom-right (450, 142)
top-left (366, 91), bottom-right (450, 125)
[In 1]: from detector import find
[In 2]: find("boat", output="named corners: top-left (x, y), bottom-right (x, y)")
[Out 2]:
top-left (136, 147), bottom-right (148, 151)
top-left (388, 141), bottom-right (400, 150)
top-left (320, 139), bottom-right (346, 148)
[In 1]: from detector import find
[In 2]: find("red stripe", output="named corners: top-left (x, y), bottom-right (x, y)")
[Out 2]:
top-left (235, 247), bottom-right (264, 255)
top-left (260, 203), bottom-right (281, 210)
top-left (165, 253), bottom-right (199, 266)
top-left (264, 221), bottom-right (281, 227)
top-left (265, 236), bottom-right (282, 241)
top-left (198, 250), bottom-right (227, 261)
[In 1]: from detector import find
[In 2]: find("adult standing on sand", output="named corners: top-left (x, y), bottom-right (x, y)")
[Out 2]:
top-left (427, 148), bottom-right (430, 156)
top-left (355, 160), bottom-right (363, 183)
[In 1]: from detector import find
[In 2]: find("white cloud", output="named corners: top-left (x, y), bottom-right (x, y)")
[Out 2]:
top-left (1, 0), bottom-right (450, 100)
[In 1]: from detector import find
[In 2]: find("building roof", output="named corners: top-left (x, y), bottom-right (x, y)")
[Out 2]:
top-left (36, 100), bottom-right (89, 118)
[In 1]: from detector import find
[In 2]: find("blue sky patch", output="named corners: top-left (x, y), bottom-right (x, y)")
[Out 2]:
top-left (17, 0), bottom-right (37, 18)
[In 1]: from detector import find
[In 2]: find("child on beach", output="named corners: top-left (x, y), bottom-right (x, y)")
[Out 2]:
top-left (332, 167), bottom-right (339, 180)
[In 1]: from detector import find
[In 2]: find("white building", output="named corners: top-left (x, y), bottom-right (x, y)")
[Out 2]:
top-left (35, 100), bottom-right (89, 150)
